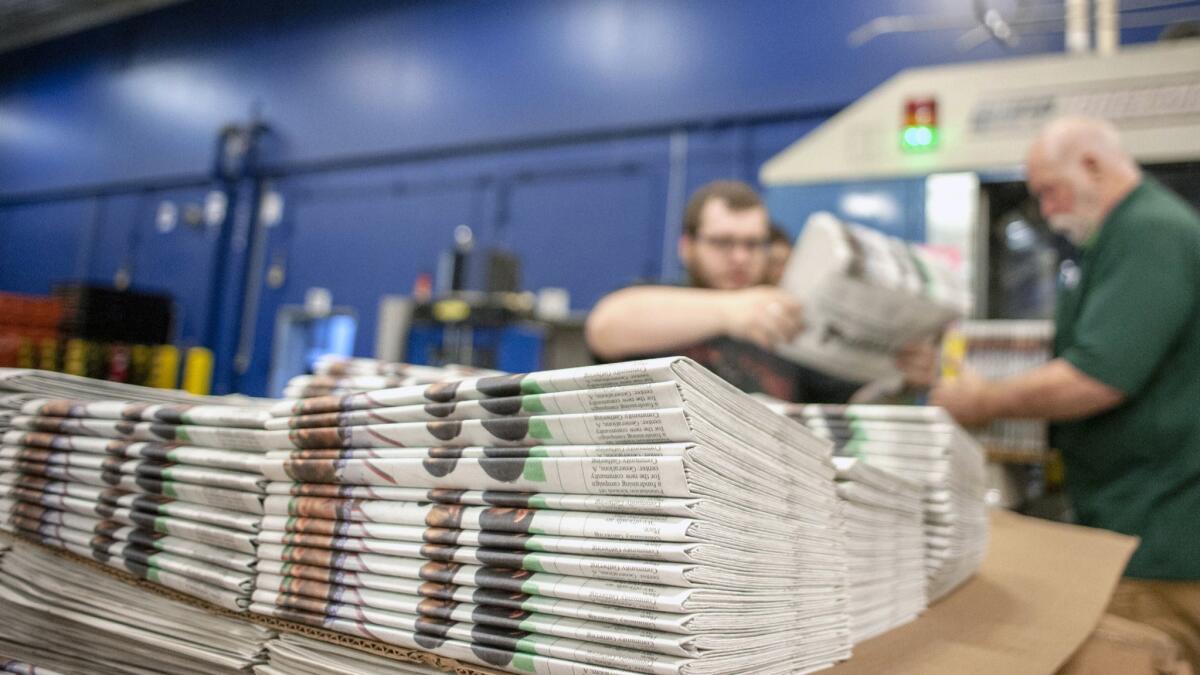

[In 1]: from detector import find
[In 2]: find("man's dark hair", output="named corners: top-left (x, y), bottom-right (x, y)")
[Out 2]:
top-left (768, 223), bottom-right (790, 245)
top-left (682, 180), bottom-right (764, 238)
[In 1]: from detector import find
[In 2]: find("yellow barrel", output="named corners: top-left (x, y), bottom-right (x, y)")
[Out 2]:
top-left (149, 345), bottom-right (181, 389)
top-left (182, 347), bottom-right (213, 395)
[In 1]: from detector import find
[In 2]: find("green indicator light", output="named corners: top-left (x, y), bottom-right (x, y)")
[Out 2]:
top-left (901, 125), bottom-right (938, 152)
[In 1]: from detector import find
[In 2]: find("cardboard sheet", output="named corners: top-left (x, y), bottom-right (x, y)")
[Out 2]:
top-left (828, 509), bottom-right (1137, 675)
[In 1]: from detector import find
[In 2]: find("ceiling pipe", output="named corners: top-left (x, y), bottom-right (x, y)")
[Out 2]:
top-left (1066, 0), bottom-right (1092, 52)
top-left (1095, 0), bottom-right (1120, 54)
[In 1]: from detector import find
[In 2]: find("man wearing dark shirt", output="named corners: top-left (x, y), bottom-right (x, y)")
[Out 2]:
top-left (932, 116), bottom-right (1200, 669)
top-left (586, 180), bottom-right (936, 402)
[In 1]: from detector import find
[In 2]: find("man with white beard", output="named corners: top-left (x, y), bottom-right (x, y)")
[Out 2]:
top-left (932, 116), bottom-right (1200, 670)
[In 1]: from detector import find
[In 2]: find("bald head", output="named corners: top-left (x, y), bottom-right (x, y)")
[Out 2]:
top-left (1028, 116), bottom-right (1135, 173)
top-left (1026, 116), bottom-right (1142, 245)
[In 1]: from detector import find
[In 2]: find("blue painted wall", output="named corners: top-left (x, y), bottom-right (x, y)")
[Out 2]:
top-left (1, 0), bottom-right (1188, 393)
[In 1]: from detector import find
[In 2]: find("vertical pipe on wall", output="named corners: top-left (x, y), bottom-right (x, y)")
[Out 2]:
top-left (661, 129), bottom-right (689, 281)
top-left (1094, 0), bottom-right (1119, 55)
top-left (1065, 0), bottom-right (1091, 53)
top-left (233, 178), bottom-right (270, 376)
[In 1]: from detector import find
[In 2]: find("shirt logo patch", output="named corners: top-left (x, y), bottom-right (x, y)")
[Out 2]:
top-left (1059, 260), bottom-right (1082, 290)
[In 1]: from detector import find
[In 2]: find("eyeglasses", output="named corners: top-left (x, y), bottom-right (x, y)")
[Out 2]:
top-left (694, 236), bottom-right (770, 254)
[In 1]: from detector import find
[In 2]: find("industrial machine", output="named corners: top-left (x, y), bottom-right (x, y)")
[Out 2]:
top-left (761, 39), bottom-right (1200, 320)
top-left (760, 39), bottom-right (1200, 511)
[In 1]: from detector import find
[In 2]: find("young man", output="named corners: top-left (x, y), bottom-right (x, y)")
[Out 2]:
top-left (931, 116), bottom-right (1200, 669)
top-left (587, 181), bottom-right (802, 354)
top-left (765, 223), bottom-right (793, 286)
top-left (586, 180), bottom-right (936, 401)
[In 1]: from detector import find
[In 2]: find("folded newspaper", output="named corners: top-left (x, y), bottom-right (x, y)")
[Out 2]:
top-left (313, 356), bottom-right (501, 380)
top-left (0, 363), bottom-right (999, 673)
top-left (254, 357), bottom-right (852, 675)
top-left (2, 476), bottom-right (256, 554)
top-left (833, 457), bottom-right (927, 643)
top-left (953, 320), bottom-right (1052, 455)
top-left (284, 359), bottom-right (503, 399)
top-left (5, 430), bottom-right (265, 473)
top-left (776, 212), bottom-right (970, 382)
top-left (0, 381), bottom-right (271, 613)
top-left (0, 369), bottom-right (270, 408)
top-left (770, 403), bottom-right (989, 602)
top-left (0, 538), bottom-right (272, 673)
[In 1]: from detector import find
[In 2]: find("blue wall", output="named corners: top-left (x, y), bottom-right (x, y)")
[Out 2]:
top-left (1, 0), bottom-right (1186, 393)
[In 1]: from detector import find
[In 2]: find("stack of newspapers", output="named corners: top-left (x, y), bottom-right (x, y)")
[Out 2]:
top-left (773, 403), bottom-right (988, 603)
top-left (0, 367), bottom-right (253, 437)
top-left (0, 368), bottom-right (255, 405)
top-left (0, 399), bottom-right (19, 436)
top-left (252, 357), bottom-right (851, 675)
top-left (283, 357), bottom-right (501, 399)
top-left (955, 321), bottom-right (1052, 456)
top-left (833, 457), bottom-right (926, 643)
top-left (0, 538), bottom-right (273, 674)
top-left (777, 212), bottom-right (970, 383)
top-left (0, 392), bottom-right (272, 611)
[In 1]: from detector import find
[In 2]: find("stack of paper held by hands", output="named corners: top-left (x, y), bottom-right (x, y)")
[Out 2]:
top-left (776, 212), bottom-right (970, 383)
top-left (283, 357), bottom-right (503, 399)
top-left (955, 321), bottom-right (1052, 456)
top-left (0, 393), bottom-right (274, 611)
top-left (0, 538), bottom-right (272, 674)
top-left (832, 457), bottom-right (926, 643)
top-left (774, 403), bottom-right (988, 604)
top-left (252, 357), bottom-right (850, 675)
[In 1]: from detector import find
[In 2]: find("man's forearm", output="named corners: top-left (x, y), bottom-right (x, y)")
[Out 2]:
top-left (981, 359), bottom-right (1125, 421)
top-left (585, 287), bottom-right (730, 359)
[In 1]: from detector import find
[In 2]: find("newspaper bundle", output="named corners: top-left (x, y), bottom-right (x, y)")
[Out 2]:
top-left (253, 357), bottom-right (851, 675)
top-left (0, 385), bottom-right (272, 612)
top-left (312, 356), bottom-right (501, 380)
top-left (833, 457), bottom-right (927, 643)
top-left (0, 538), bottom-right (272, 674)
top-left (284, 358), bottom-right (502, 399)
top-left (773, 403), bottom-right (989, 603)
top-left (776, 212), bottom-right (970, 382)
top-left (953, 320), bottom-right (1052, 455)
top-left (0, 368), bottom-right (265, 407)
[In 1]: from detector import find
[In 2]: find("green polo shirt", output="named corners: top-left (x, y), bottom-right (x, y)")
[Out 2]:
top-left (1052, 176), bottom-right (1200, 580)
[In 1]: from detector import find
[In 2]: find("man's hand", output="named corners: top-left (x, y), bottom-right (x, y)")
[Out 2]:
top-left (932, 359), bottom-right (1124, 425)
top-left (929, 370), bottom-right (995, 428)
top-left (719, 286), bottom-right (805, 350)
top-left (895, 339), bottom-right (940, 390)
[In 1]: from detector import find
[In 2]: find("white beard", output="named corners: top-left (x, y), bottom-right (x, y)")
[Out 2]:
top-left (1048, 213), bottom-right (1097, 245)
